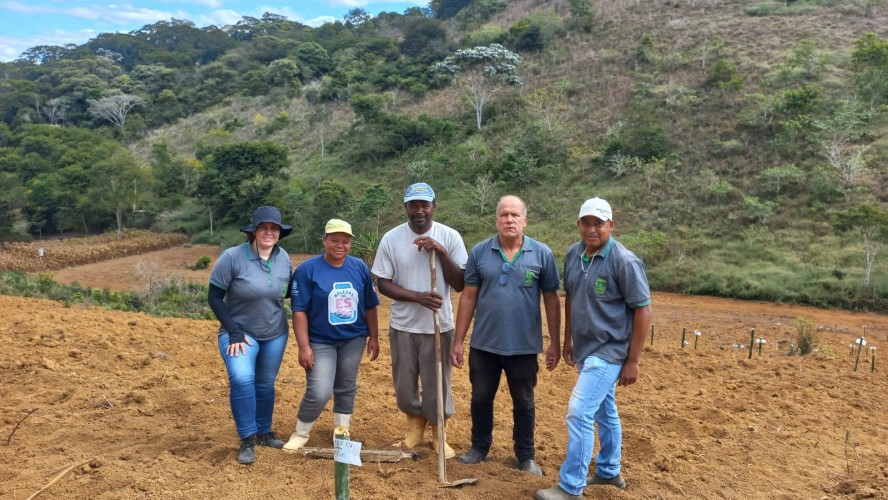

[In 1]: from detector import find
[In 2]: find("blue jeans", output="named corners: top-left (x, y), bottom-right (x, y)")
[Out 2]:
top-left (558, 355), bottom-right (623, 496)
top-left (297, 336), bottom-right (367, 423)
top-left (218, 332), bottom-right (288, 439)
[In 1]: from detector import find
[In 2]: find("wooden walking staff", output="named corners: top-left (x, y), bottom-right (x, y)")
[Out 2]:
top-left (428, 249), bottom-right (477, 487)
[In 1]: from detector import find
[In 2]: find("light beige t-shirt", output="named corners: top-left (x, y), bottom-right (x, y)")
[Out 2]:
top-left (371, 222), bottom-right (468, 333)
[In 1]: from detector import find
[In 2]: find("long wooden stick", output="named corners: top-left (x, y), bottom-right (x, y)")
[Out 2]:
top-left (298, 447), bottom-right (417, 462)
top-left (26, 458), bottom-right (93, 500)
top-left (429, 249), bottom-right (447, 484)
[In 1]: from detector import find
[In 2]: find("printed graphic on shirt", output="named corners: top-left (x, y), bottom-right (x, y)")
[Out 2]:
top-left (594, 276), bottom-right (607, 295)
top-left (523, 270), bottom-right (537, 286)
top-left (329, 282), bottom-right (358, 325)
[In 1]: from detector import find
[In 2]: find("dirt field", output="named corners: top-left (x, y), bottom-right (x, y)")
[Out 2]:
top-left (2, 245), bottom-right (888, 499)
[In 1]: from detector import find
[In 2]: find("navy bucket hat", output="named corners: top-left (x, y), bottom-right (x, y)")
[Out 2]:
top-left (240, 206), bottom-right (293, 238)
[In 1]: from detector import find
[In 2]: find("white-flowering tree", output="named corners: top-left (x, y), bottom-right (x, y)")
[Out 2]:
top-left (434, 44), bottom-right (521, 130)
top-left (88, 94), bottom-right (144, 135)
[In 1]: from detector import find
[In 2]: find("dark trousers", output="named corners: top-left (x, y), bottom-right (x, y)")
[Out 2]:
top-left (468, 347), bottom-right (539, 461)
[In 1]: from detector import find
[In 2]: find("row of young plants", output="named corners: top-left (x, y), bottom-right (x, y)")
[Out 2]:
top-left (0, 271), bottom-right (214, 320)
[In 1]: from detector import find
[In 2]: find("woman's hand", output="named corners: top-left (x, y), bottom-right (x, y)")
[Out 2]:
top-left (226, 337), bottom-right (253, 357)
top-left (366, 337), bottom-right (379, 361)
top-left (298, 345), bottom-right (314, 370)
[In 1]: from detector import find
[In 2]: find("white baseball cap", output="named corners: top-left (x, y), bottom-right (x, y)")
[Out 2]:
top-left (577, 198), bottom-right (612, 221)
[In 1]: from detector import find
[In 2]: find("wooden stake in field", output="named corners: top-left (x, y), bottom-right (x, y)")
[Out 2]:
top-left (429, 249), bottom-right (476, 488)
top-left (334, 427), bottom-right (350, 500)
top-left (748, 329), bottom-right (755, 359)
top-left (854, 337), bottom-right (866, 371)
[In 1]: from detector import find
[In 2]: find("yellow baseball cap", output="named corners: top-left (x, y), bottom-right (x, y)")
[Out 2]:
top-left (324, 219), bottom-right (353, 236)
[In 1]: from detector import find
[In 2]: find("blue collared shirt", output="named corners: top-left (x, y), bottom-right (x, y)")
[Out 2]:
top-left (465, 235), bottom-right (560, 355)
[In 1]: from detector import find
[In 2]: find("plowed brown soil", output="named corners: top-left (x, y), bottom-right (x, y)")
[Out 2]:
top-left (2, 246), bottom-right (887, 499)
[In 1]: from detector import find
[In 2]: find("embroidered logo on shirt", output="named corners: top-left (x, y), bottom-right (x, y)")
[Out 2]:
top-left (594, 277), bottom-right (607, 295)
top-left (523, 271), bottom-right (536, 286)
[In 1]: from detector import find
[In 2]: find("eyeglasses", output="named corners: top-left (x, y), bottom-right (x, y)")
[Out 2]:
top-left (498, 262), bottom-right (511, 286)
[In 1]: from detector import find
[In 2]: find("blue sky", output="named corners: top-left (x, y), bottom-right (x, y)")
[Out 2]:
top-left (0, 0), bottom-right (429, 62)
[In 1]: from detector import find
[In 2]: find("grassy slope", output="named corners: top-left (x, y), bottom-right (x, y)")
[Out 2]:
top-left (132, 0), bottom-right (888, 309)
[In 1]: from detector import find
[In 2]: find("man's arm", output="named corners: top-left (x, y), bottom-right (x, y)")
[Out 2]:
top-left (617, 304), bottom-right (652, 386)
top-left (450, 285), bottom-right (479, 368)
top-left (412, 236), bottom-right (465, 292)
top-left (542, 290), bottom-right (561, 370)
top-left (562, 294), bottom-right (574, 366)
top-left (376, 277), bottom-right (444, 311)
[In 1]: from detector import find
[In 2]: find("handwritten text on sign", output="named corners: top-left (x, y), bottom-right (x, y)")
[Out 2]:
top-left (334, 437), bottom-right (362, 466)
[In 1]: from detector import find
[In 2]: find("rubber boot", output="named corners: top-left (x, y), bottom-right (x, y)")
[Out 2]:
top-left (402, 415), bottom-right (428, 448)
top-left (333, 413), bottom-right (351, 432)
top-left (282, 419), bottom-right (314, 453)
top-left (430, 423), bottom-right (456, 459)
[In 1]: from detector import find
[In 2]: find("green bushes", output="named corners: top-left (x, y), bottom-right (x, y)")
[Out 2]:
top-left (0, 271), bottom-right (212, 319)
top-left (793, 317), bottom-right (817, 355)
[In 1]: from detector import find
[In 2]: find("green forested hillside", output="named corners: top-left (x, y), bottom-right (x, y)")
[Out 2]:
top-left (1, 0), bottom-right (888, 310)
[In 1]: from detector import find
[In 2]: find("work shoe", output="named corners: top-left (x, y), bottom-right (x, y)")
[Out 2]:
top-left (586, 472), bottom-right (626, 489)
top-left (457, 447), bottom-right (488, 464)
top-left (283, 419), bottom-right (315, 452)
top-left (401, 415), bottom-right (428, 448)
top-left (430, 425), bottom-right (455, 459)
top-left (237, 435), bottom-right (256, 465)
top-left (518, 459), bottom-right (543, 476)
top-left (256, 431), bottom-right (284, 449)
top-left (534, 485), bottom-right (582, 500)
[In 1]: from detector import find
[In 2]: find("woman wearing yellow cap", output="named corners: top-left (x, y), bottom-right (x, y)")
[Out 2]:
top-left (283, 219), bottom-right (380, 451)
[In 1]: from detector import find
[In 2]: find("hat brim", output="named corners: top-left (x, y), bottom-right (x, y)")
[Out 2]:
top-left (240, 221), bottom-right (294, 239)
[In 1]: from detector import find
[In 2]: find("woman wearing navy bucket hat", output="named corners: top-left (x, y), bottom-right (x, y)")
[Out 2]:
top-left (207, 206), bottom-right (294, 464)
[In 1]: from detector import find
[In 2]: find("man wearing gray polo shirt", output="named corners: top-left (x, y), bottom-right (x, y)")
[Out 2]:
top-left (536, 197), bottom-right (652, 500)
top-left (451, 195), bottom-right (561, 476)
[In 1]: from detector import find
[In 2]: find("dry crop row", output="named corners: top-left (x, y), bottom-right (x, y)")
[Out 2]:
top-left (0, 230), bottom-right (188, 272)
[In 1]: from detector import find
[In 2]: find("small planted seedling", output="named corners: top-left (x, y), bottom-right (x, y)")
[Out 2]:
top-left (850, 343), bottom-right (856, 359)
top-left (757, 337), bottom-right (767, 356)
top-left (694, 330), bottom-right (701, 350)
top-left (650, 324), bottom-right (654, 345)
top-left (681, 327), bottom-right (686, 349)
top-left (871, 346), bottom-right (877, 373)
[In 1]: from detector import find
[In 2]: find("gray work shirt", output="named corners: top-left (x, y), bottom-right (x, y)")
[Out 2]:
top-left (465, 235), bottom-right (560, 356)
top-left (563, 237), bottom-right (651, 365)
top-left (209, 242), bottom-right (292, 341)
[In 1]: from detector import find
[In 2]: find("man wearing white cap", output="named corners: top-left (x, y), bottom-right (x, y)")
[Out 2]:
top-left (536, 197), bottom-right (652, 500)
top-left (372, 182), bottom-right (468, 458)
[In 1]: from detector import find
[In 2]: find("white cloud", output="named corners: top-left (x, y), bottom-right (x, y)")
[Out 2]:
top-left (0, 29), bottom-right (98, 61)
top-left (0, 1), bottom-right (53, 14)
top-left (195, 9), bottom-right (242, 27)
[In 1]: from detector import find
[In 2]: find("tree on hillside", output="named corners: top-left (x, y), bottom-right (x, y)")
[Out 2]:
top-left (833, 203), bottom-right (888, 288)
top-left (88, 94), bottom-right (144, 135)
top-left (37, 97), bottom-right (69, 125)
top-left (82, 152), bottom-right (152, 239)
top-left (434, 44), bottom-right (521, 130)
top-left (358, 184), bottom-right (391, 235)
top-left (196, 142), bottom-right (289, 223)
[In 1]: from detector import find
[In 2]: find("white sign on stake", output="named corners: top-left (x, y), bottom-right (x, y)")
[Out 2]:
top-left (334, 437), bottom-right (363, 466)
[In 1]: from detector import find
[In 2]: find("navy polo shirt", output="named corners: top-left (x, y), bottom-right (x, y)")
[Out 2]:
top-left (464, 235), bottom-right (560, 355)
